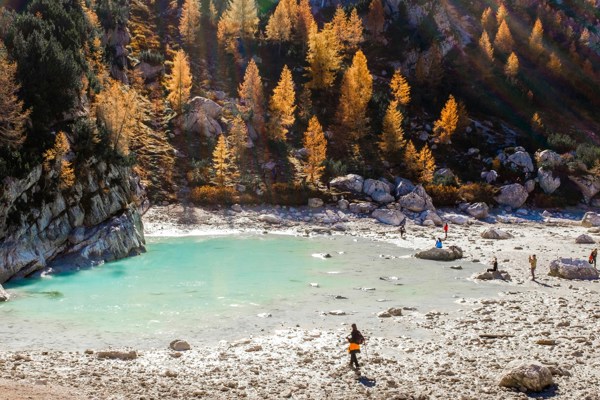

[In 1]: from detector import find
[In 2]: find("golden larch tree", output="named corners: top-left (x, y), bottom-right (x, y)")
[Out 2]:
top-left (269, 65), bottom-right (296, 141)
top-left (496, 3), bottom-right (508, 25)
top-left (365, 0), bottom-right (385, 42)
top-left (505, 52), bottom-right (519, 80)
top-left (302, 115), bottom-right (327, 185)
top-left (390, 70), bottom-right (410, 107)
top-left (212, 134), bottom-right (239, 187)
top-left (328, 6), bottom-right (347, 47)
top-left (179, 0), bottom-right (201, 48)
top-left (481, 7), bottom-right (495, 35)
top-left (208, 0), bottom-right (219, 25)
top-left (95, 79), bottom-right (142, 156)
top-left (379, 100), bottom-right (405, 159)
top-left (528, 18), bottom-right (544, 60)
top-left (418, 144), bottom-right (436, 183)
top-left (229, 115), bottom-right (248, 164)
top-left (433, 94), bottom-right (458, 144)
top-left (217, 0), bottom-right (259, 52)
top-left (402, 140), bottom-right (420, 181)
top-left (43, 131), bottom-right (75, 190)
top-left (166, 50), bottom-right (193, 116)
top-left (531, 112), bottom-right (543, 132)
top-left (283, 0), bottom-right (298, 32)
top-left (547, 52), bottom-right (562, 76)
top-left (479, 30), bottom-right (494, 62)
top-left (345, 8), bottom-right (364, 52)
top-left (296, 0), bottom-right (315, 45)
top-left (305, 23), bottom-right (342, 89)
top-left (580, 28), bottom-right (590, 47)
top-left (265, 0), bottom-right (292, 45)
top-left (0, 42), bottom-right (29, 149)
top-left (494, 20), bottom-right (514, 55)
top-left (238, 59), bottom-right (265, 132)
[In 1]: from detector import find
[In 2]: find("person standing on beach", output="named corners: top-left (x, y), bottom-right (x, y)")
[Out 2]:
top-left (435, 238), bottom-right (443, 248)
top-left (443, 223), bottom-right (449, 240)
top-left (528, 254), bottom-right (537, 281)
top-left (399, 218), bottom-right (406, 239)
top-left (487, 257), bottom-right (498, 272)
top-left (590, 248), bottom-right (597, 268)
top-left (347, 323), bottom-right (365, 370)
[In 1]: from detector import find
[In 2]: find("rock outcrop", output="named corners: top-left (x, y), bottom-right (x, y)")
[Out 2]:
top-left (575, 234), bottom-right (595, 244)
top-left (548, 258), bottom-right (599, 280)
top-left (494, 184), bottom-right (528, 209)
top-left (0, 158), bottom-right (146, 283)
top-left (581, 212), bottom-right (600, 227)
top-left (535, 149), bottom-right (562, 168)
top-left (183, 97), bottom-right (223, 138)
top-left (568, 174), bottom-right (600, 204)
top-left (537, 168), bottom-right (560, 194)
top-left (481, 228), bottom-right (513, 240)
top-left (330, 174), bottom-right (364, 194)
top-left (466, 202), bottom-right (489, 219)
top-left (372, 209), bottom-right (405, 226)
top-left (415, 246), bottom-right (463, 261)
top-left (394, 177), bottom-right (415, 198)
top-left (506, 151), bottom-right (534, 173)
top-left (498, 361), bottom-right (554, 392)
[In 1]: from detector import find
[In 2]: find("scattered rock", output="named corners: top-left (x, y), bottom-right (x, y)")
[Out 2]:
top-left (257, 313), bottom-right (272, 318)
top-left (498, 360), bottom-right (554, 392)
top-left (506, 151), bottom-right (534, 173)
top-left (363, 179), bottom-right (391, 196)
top-left (371, 209), bottom-right (406, 226)
top-left (328, 310), bottom-right (346, 316)
top-left (466, 202), bottom-right (489, 219)
top-left (575, 234), bottom-right (595, 244)
top-left (548, 258), bottom-right (599, 280)
top-left (494, 184), bottom-right (528, 209)
top-left (258, 214), bottom-right (282, 224)
top-left (421, 210), bottom-right (443, 226)
top-left (415, 246), bottom-right (463, 261)
top-left (481, 228), bottom-right (513, 240)
top-left (245, 345), bottom-right (263, 352)
top-left (536, 339), bottom-right (557, 346)
top-left (371, 191), bottom-right (395, 203)
top-left (231, 204), bottom-right (243, 213)
top-left (308, 198), bottom-right (324, 208)
top-left (169, 339), bottom-right (191, 351)
top-left (449, 265), bottom-right (463, 270)
top-left (377, 307), bottom-right (403, 318)
top-left (349, 202), bottom-right (377, 214)
top-left (97, 350), bottom-right (138, 360)
top-left (568, 174), bottom-right (600, 204)
top-left (0, 284), bottom-right (9, 302)
top-left (337, 199), bottom-right (349, 210)
top-left (473, 270), bottom-right (511, 281)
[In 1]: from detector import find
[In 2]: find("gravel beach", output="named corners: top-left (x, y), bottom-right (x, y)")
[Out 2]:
top-left (2, 204), bottom-right (600, 399)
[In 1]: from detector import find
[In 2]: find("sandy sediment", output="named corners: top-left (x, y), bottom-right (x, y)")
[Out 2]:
top-left (2, 204), bottom-right (600, 399)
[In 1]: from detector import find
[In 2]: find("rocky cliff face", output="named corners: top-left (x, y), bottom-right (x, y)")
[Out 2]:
top-left (0, 158), bottom-right (147, 283)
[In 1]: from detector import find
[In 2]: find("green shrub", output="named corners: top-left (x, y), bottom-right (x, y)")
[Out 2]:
top-left (139, 49), bottom-right (164, 66)
top-left (548, 133), bottom-right (576, 153)
top-left (575, 144), bottom-right (600, 169)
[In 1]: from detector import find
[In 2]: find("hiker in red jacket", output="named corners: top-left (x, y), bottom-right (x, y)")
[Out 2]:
top-left (443, 222), bottom-right (449, 240)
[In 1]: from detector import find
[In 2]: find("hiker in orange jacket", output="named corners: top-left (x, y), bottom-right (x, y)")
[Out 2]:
top-left (347, 323), bottom-right (365, 369)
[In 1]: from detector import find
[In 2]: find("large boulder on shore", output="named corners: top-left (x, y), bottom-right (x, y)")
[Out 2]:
top-left (0, 284), bottom-right (9, 302)
top-left (575, 234), bottom-right (595, 244)
top-left (415, 246), bottom-right (463, 261)
top-left (398, 185), bottom-right (435, 212)
top-left (568, 174), bottom-right (600, 204)
top-left (481, 227), bottom-right (513, 240)
top-left (506, 151), bottom-right (534, 173)
top-left (548, 258), bottom-right (599, 280)
top-left (371, 191), bottom-right (395, 203)
top-left (537, 168), bottom-right (560, 194)
top-left (494, 184), bottom-right (528, 209)
top-left (466, 202), bottom-right (489, 219)
top-left (330, 174), bottom-right (364, 193)
top-left (581, 212), bottom-right (600, 227)
top-left (394, 177), bottom-right (416, 198)
top-left (349, 202), bottom-right (377, 214)
top-left (363, 179), bottom-right (390, 196)
top-left (421, 210), bottom-right (443, 226)
top-left (372, 209), bottom-right (405, 226)
top-left (498, 361), bottom-right (554, 392)
top-left (535, 149), bottom-right (562, 168)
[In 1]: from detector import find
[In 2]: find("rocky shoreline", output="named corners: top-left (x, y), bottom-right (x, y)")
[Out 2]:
top-left (2, 203), bottom-right (600, 399)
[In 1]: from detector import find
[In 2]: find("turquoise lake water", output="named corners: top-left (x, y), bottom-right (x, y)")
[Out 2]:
top-left (1, 235), bottom-right (504, 350)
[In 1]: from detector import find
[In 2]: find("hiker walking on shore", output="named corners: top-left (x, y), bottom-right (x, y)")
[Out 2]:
top-left (347, 323), bottom-right (365, 370)
top-left (443, 223), bottom-right (449, 240)
top-left (590, 248), bottom-right (598, 268)
top-left (487, 256), bottom-right (498, 272)
top-left (399, 218), bottom-right (406, 239)
top-left (528, 254), bottom-right (537, 281)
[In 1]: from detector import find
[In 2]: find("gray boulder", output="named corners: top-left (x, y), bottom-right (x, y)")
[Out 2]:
top-left (421, 210), bottom-right (443, 226)
top-left (498, 361), bottom-right (554, 392)
top-left (394, 177), bottom-right (415, 197)
top-left (506, 151), bottom-right (534, 173)
top-left (538, 168), bottom-right (560, 194)
top-left (371, 191), bottom-right (395, 203)
top-left (134, 62), bottom-right (163, 82)
top-left (170, 339), bottom-right (191, 351)
top-left (415, 246), bottom-right (463, 261)
top-left (377, 307), bottom-right (403, 318)
top-left (444, 214), bottom-right (470, 225)
top-left (466, 202), bottom-right (489, 219)
top-left (258, 214), bottom-right (282, 224)
top-left (548, 258), bottom-right (599, 280)
top-left (582, 212), bottom-right (600, 227)
top-left (569, 174), bottom-right (600, 204)
top-left (481, 170), bottom-right (498, 184)
top-left (372, 209), bottom-right (405, 226)
top-left (494, 184), bottom-right (528, 209)
top-left (363, 179), bottom-right (390, 196)
top-left (330, 174), bottom-right (364, 193)
top-left (481, 227), bottom-right (513, 240)
top-left (349, 202), bottom-right (377, 214)
top-left (525, 179), bottom-right (536, 193)
top-left (183, 97), bottom-right (223, 138)
top-left (308, 198), bottom-right (324, 208)
top-left (433, 168), bottom-right (456, 184)
top-left (0, 284), bottom-right (9, 302)
top-left (398, 185), bottom-right (435, 212)
top-left (473, 270), bottom-right (511, 281)
top-left (575, 234), bottom-right (595, 244)
top-left (535, 149), bottom-right (562, 168)
top-left (337, 199), bottom-right (349, 210)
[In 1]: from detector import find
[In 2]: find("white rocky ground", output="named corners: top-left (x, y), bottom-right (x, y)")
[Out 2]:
top-left (2, 204), bottom-right (600, 399)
